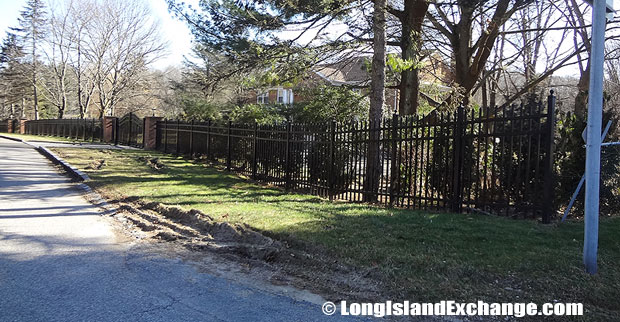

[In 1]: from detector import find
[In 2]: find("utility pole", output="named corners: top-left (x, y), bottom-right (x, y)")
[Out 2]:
top-left (583, 0), bottom-right (612, 274)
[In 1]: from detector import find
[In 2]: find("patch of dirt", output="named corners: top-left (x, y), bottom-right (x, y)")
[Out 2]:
top-left (85, 159), bottom-right (106, 170)
top-left (100, 195), bottom-right (385, 304)
top-left (136, 156), bottom-right (166, 171)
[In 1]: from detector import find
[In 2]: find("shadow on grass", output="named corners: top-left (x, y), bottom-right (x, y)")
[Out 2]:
top-left (53, 146), bottom-right (620, 320)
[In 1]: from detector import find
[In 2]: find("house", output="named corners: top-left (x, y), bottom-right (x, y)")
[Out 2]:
top-left (249, 53), bottom-right (450, 112)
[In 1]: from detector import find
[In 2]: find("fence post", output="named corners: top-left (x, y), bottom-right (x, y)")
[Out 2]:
top-left (128, 112), bottom-right (133, 146)
top-left (328, 120), bottom-right (336, 200)
top-left (91, 119), bottom-right (95, 142)
top-left (114, 117), bottom-right (119, 145)
top-left (175, 119), bottom-right (180, 156)
top-left (189, 120), bottom-right (194, 157)
top-left (389, 113), bottom-right (399, 205)
top-left (163, 119), bottom-right (168, 153)
top-left (285, 122), bottom-right (291, 190)
top-left (206, 120), bottom-right (211, 160)
top-left (542, 90), bottom-right (556, 224)
top-left (226, 120), bottom-right (232, 171)
top-left (451, 106), bottom-right (465, 213)
top-left (252, 122), bottom-right (258, 179)
top-left (142, 117), bottom-right (146, 147)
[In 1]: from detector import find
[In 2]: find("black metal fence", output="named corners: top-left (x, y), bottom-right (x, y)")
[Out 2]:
top-left (0, 119), bottom-right (8, 132)
top-left (156, 94), bottom-right (556, 221)
top-left (25, 118), bottom-right (104, 142)
top-left (117, 112), bottom-right (144, 147)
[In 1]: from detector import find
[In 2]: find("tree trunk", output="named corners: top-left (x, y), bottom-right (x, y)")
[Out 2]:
top-left (574, 59), bottom-right (590, 121)
top-left (59, 91), bottom-right (66, 119)
top-left (445, 0), bottom-right (512, 108)
top-left (21, 97), bottom-right (26, 118)
top-left (363, 0), bottom-right (387, 202)
top-left (398, 0), bottom-right (428, 115)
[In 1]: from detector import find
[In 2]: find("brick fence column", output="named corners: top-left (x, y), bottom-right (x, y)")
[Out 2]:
top-left (7, 119), bottom-right (15, 133)
top-left (18, 119), bottom-right (27, 134)
top-left (143, 116), bottom-right (162, 150)
top-left (103, 116), bottom-right (117, 143)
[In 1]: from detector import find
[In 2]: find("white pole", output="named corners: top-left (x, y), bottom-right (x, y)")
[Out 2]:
top-left (584, 0), bottom-right (606, 274)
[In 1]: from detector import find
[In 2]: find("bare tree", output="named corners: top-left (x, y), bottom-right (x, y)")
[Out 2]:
top-left (425, 0), bottom-right (534, 107)
top-left (66, 0), bottom-right (97, 119)
top-left (83, 0), bottom-right (167, 118)
top-left (40, 0), bottom-right (75, 118)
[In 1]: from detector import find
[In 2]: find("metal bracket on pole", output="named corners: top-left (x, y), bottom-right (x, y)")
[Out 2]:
top-left (561, 120), bottom-right (612, 222)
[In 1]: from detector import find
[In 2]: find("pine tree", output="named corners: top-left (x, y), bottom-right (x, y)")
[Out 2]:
top-left (0, 32), bottom-right (29, 118)
top-left (168, 0), bottom-right (365, 89)
top-left (11, 0), bottom-right (47, 120)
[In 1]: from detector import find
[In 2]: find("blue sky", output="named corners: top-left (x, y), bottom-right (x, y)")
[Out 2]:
top-left (0, 0), bottom-right (616, 75)
top-left (0, 0), bottom-right (195, 69)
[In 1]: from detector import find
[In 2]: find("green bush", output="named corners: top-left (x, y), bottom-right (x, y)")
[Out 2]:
top-left (555, 110), bottom-right (620, 217)
top-left (179, 95), bottom-right (222, 121)
top-left (292, 84), bottom-right (369, 123)
top-left (229, 104), bottom-right (286, 125)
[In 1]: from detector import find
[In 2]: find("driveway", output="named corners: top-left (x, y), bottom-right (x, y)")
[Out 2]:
top-left (0, 137), bottom-right (356, 321)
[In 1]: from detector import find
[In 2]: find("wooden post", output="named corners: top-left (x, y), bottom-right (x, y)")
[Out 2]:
top-left (542, 90), bottom-right (556, 224)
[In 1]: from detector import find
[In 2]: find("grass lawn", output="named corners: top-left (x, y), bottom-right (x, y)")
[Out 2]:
top-left (52, 147), bottom-right (620, 320)
top-left (1, 133), bottom-right (92, 143)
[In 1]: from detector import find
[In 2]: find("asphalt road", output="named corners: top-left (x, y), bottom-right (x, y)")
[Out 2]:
top-left (0, 138), bottom-right (360, 322)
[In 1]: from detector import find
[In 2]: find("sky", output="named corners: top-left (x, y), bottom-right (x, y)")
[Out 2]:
top-left (0, 0), bottom-right (617, 74)
top-left (0, 0), bottom-right (196, 69)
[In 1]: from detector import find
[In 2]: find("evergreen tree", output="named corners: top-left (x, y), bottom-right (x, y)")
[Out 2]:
top-left (167, 0), bottom-right (366, 89)
top-left (0, 32), bottom-right (29, 118)
top-left (11, 0), bottom-right (47, 120)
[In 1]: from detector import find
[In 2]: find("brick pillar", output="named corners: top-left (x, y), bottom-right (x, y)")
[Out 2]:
top-left (143, 116), bottom-right (162, 150)
top-left (7, 119), bottom-right (15, 133)
top-left (103, 116), bottom-right (117, 143)
top-left (18, 119), bottom-right (27, 134)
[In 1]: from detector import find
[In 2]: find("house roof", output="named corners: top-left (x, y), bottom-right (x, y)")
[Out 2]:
top-left (313, 56), bottom-right (370, 86)
top-left (312, 52), bottom-right (450, 88)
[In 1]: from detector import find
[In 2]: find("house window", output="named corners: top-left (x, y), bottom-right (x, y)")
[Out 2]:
top-left (277, 88), bottom-right (294, 104)
top-left (257, 92), bottom-right (269, 104)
